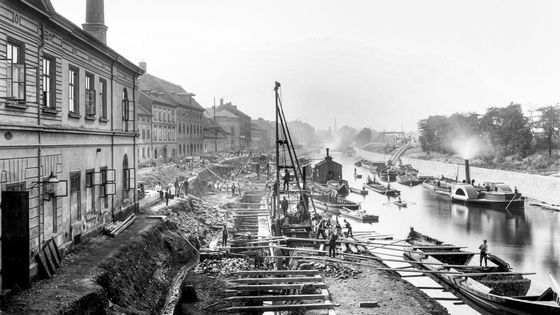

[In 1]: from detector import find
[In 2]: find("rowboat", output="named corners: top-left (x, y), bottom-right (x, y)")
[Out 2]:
top-left (311, 194), bottom-right (360, 210)
top-left (338, 207), bottom-right (378, 223)
top-left (349, 187), bottom-right (368, 196)
top-left (406, 229), bottom-right (475, 265)
top-left (404, 230), bottom-right (560, 315)
top-left (365, 181), bottom-right (400, 197)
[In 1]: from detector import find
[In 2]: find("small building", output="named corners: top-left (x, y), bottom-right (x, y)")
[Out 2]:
top-left (313, 149), bottom-right (342, 184)
top-left (203, 116), bottom-right (228, 153)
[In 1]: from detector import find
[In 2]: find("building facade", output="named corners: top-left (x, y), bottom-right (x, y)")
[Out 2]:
top-left (205, 99), bottom-right (251, 152)
top-left (137, 104), bottom-right (152, 164)
top-left (250, 118), bottom-right (273, 152)
top-left (137, 67), bottom-right (204, 162)
top-left (288, 120), bottom-right (316, 147)
top-left (203, 116), bottom-right (228, 154)
top-left (0, 0), bottom-right (142, 289)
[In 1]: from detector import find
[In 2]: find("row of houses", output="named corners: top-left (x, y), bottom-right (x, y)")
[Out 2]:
top-left (0, 0), bottom-right (317, 292)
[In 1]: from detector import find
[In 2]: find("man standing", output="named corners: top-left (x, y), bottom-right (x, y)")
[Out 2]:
top-left (231, 183), bottom-right (236, 196)
top-left (479, 240), bottom-right (488, 267)
top-left (183, 179), bottom-right (189, 196)
top-left (344, 219), bottom-right (353, 238)
top-left (328, 232), bottom-right (338, 257)
top-left (316, 218), bottom-right (327, 239)
top-left (174, 178), bottom-right (179, 196)
top-left (281, 196), bottom-right (289, 217)
top-left (283, 170), bottom-right (291, 191)
top-left (155, 182), bottom-right (163, 200)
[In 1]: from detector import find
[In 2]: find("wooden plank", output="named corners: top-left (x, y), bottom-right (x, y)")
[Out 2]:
top-left (36, 251), bottom-right (52, 277)
top-left (231, 283), bottom-right (328, 291)
top-left (413, 245), bottom-right (466, 249)
top-left (235, 270), bottom-right (320, 276)
top-left (46, 241), bottom-right (60, 268)
top-left (224, 294), bottom-right (327, 302)
top-left (222, 302), bottom-right (334, 313)
top-left (231, 277), bottom-right (325, 283)
top-left (43, 247), bottom-right (57, 275)
top-left (50, 237), bottom-right (62, 261)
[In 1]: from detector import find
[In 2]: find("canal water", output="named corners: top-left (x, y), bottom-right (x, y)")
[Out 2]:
top-left (319, 149), bottom-right (560, 315)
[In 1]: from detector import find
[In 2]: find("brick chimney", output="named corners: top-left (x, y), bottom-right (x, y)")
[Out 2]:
top-left (82, 0), bottom-right (108, 44)
top-left (139, 61), bottom-right (147, 73)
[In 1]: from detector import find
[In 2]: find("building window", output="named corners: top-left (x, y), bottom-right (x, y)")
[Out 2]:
top-left (5, 41), bottom-right (26, 101)
top-left (142, 148), bottom-right (145, 158)
top-left (85, 169), bottom-right (95, 212)
top-left (85, 73), bottom-right (95, 117)
top-left (41, 56), bottom-right (55, 108)
top-left (122, 89), bottom-right (129, 131)
top-left (100, 167), bottom-right (108, 209)
top-left (68, 66), bottom-right (79, 114)
top-left (100, 79), bottom-right (107, 119)
top-left (123, 154), bottom-right (130, 202)
top-left (70, 171), bottom-right (81, 221)
top-left (147, 129), bottom-right (150, 139)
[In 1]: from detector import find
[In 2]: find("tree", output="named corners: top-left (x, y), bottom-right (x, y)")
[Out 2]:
top-left (480, 103), bottom-right (533, 157)
top-left (355, 128), bottom-right (372, 146)
top-left (536, 105), bottom-right (560, 156)
top-left (418, 115), bottom-right (450, 153)
top-left (337, 125), bottom-right (358, 146)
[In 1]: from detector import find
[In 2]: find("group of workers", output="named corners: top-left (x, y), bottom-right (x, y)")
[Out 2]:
top-left (155, 178), bottom-right (189, 206)
top-left (313, 216), bottom-right (353, 257)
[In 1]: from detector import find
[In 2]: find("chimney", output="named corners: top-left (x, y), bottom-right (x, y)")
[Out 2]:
top-left (82, 0), bottom-right (108, 44)
top-left (139, 61), bottom-right (147, 73)
top-left (465, 159), bottom-right (471, 184)
top-left (326, 148), bottom-right (330, 157)
top-left (220, 98), bottom-right (224, 106)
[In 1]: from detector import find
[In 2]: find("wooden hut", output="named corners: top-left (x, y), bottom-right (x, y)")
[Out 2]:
top-left (313, 149), bottom-right (342, 184)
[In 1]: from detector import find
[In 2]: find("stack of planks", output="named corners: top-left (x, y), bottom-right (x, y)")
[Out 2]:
top-left (105, 213), bottom-right (136, 237)
top-left (36, 237), bottom-right (62, 278)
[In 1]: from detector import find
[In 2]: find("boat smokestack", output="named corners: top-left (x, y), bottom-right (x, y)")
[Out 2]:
top-left (465, 159), bottom-right (471, 184)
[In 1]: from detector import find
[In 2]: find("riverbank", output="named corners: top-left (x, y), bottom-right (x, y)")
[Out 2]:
top-left (362, 144), bottom-right (560, 177)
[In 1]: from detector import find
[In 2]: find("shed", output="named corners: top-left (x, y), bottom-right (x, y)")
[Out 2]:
top-left (313, 149), bottom-right (342, 184)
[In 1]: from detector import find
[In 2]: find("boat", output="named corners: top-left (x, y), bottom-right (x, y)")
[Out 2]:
top-left (530, 202), bottom-right (560, 212)
top-left (326, 180), bottom-right (349, 197)
top-left (392, 199), bottom-right (408, 207)
top-left (339, 207), bottom-right (378, 223)
top-left (404, 230), bottom-right (560, 315)
top-left (365, 178), bottom-right (400, 197)
top-left (422, 177), bottom-right (456, 197)
top-left (406, 229), bottom-right (475, 265)
top-left (451, 182), bottom-right (524, 208)
top-left (354, 161), bottom-right (362, 167)
top-left (397, 174), bottom-right (422, 186)
top-left (378, 167), bottom-right (398, 182)
top-left (311, 194), bottom-right (360, 210)
top-left (349, 186), bottom-right (368, 196)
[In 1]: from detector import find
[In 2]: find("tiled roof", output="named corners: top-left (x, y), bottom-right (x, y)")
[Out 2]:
top-left (136, 103), bottom-right (151, 116)
top-left (138, 74), bottom-right (205, 111)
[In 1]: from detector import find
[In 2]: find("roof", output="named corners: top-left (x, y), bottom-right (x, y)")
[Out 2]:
top-left (21, 0), bottom-right (142, 74)
top-left (205, 107), bottom-right (239, 119)
top-left (315, 156), bottom-right (341, 168)
top-left (203, 116), bottom-right (229, 134)
top-left (136, 103), bottom-right (151, 116)
top-left (138, 73), bottom-right (204, 111)
top-left (207, 103), bottom-right (251, 121)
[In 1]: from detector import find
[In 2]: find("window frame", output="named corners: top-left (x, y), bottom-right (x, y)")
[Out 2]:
top-left (41, 55), bottom-right (56, 108)
top-left (68, 66), bottom-right (79, 115)
top-left (85, 73), bottom-right (96, 117)
top-left (5, 40), bottom-right (26, 102)
top-left (99, 78), bottom-right (107, 120)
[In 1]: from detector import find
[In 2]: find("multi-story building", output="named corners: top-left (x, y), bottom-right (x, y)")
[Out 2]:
top-left (137, 103), bottom-right (152, 164)
top-left (203, 116), bottom-right (228, 154)
top-left (137, 65), bottom-right (204, 161)
top-left (250, 118), bottom-right (273, 152)
top-left (205, 99), bottom-right (251, 152)
top-left (288, 120), bottom-right (316, 147)
top-left (0, 0), bottom-right (142, 289)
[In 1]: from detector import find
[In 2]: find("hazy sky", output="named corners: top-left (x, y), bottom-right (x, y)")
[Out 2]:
top-left (51, 0), bottom-right (560, 131)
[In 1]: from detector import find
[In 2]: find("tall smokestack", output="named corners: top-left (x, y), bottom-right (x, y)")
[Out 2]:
top-left (465, 159), bottom-right (471, 184)
top-left (326, 148), bottom-right (330, 157)
top-left (83, 0), bottom-right (108, 44)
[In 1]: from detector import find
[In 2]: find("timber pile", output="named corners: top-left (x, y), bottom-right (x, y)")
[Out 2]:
top-left (295, 261), bottom-right (362, 279)
top-left (195, 258), bottom-right (254, 277)
top-left (104, 214), bottom-right (136, 237)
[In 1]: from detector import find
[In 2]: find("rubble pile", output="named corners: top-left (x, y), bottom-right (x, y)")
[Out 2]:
top-left (295, 260), bottom-right (362, 279)
top-left (194, 258), bottom-right (253, 277)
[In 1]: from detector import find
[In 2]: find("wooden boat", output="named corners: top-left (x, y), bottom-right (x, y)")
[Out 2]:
top-left (404, 231), bottom-right (560, 315)
top-left (365, 180), bottom-right (400, 197)
top-left (311, 194), bottom-right (360, 210)
top-left (406, 229), bottom-right (475, 265)
top-left (397, 174), bottom-right (422, 186)
top-left (339, 207), bottom-right (378, 223)
top-left (378, 167), bottom-right (398, 182)
top-left (422, 177), bottom-right (455, 197)
top-left (392, 199), bottom-right (408, 207)
top-left (349, 187), bottom-right (368, 196)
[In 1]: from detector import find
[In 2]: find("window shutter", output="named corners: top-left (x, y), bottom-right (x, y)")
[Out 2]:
top-left (0, 59), bottom-right (8, 99)
top-left (128, 167), bottom-right (136, 189)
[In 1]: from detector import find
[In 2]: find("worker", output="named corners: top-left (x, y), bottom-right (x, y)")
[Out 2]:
top-left (183, 179), bottom-right (189, 196)
top-left (221, 224), bottom-right (228, 247)
top-left (335, 218), bottom-right (342, 236)
top-left (283, 170), bottom-right (291, 191)
top-left (281, 196), bottom-right (289, 217)
top-left (165, 186), bottom-right (170, 206)
top-left (479, 240), bottom-right (488, 267)
top-left (174, 178), bottom-right (180, 196)
top-left (328, 232), bottom-right (338, 257)
top-left (256, 163), bottom-right (261, 178)
top-left (155, 182), bottom-right (163, 200)
top-left (354, 167), bottom-right (357, 175)
top-left (344, 219), bottom-right (353, 238)
top-left (231, 183), bottom-right (236, 196)
top-left (316, 218), bottom-right (327, 239)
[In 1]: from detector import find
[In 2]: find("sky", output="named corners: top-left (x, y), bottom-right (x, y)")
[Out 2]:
top-left (51, 0), bottom-right (560, 132)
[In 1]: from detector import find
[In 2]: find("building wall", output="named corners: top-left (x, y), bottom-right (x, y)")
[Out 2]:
top-left (137, 113), bottom-right (151, 163)
top-left (0, 1), bottom-right (140, 285)
top-left (150, 103), bottom-right (177, 161)
top-left (177, 106), bottom-right (204, 157)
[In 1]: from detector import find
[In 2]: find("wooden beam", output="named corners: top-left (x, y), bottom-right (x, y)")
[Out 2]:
top-left (224, 294), bottom-right (327, 302)
top-left (234, 270), bottom-right (320, 276)
top-left (231, 283), bottom-right (328, 291)
top-left (221, 302), bottom-right (334, 313)
top-left (231, 277), bottom-right (324, 284)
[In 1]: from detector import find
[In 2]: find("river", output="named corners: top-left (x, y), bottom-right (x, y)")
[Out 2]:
top-left (320, 149), bottom-right (560, 315)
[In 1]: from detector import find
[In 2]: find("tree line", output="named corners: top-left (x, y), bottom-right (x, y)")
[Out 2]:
top-left (418, 103), bottom-right (560, 157)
